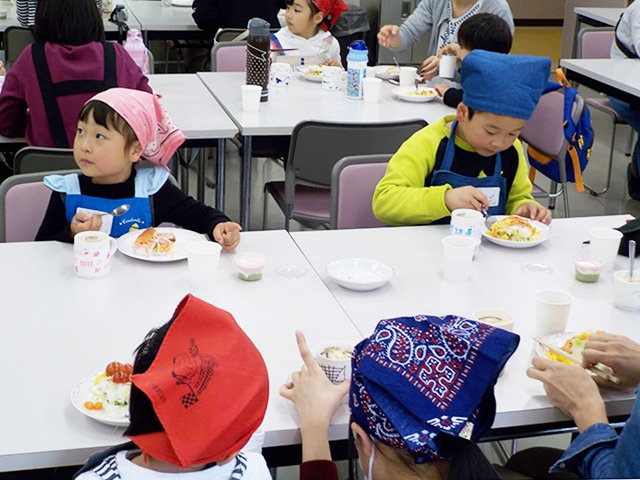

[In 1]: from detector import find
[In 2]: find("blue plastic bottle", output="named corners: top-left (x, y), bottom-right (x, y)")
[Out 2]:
top-left (346, 40), bottom-right (368, 100)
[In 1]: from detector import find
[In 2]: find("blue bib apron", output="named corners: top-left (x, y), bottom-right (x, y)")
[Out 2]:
top-left (44, 167), bottom-right (169, 238)
top-left (430, 119), bottom-right (507, 222)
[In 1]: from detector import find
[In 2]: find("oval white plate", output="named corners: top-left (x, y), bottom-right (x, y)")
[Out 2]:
top-left (71, 374), bottom-right (129, 427)
top-left (117, 227), bottom-right (207, 262)
top-left (326, 258), bottom-right (394, 291)
top-left (482, 216), bottom-right (551, 249)
top-left (294, 65), bottom-right (323, 82)
top-left (375, 65), bottom-right (400, 80)
top-left (535, 331), bottom-right (582, 357)
top-left (393, 87), bottom-right (438, 103)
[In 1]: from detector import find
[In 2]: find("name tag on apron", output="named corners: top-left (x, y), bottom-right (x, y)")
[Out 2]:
top-left (477, 187), bottom-right (501, 207)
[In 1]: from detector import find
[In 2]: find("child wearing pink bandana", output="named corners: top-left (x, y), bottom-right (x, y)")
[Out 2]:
top-left (36, 88), bottom-right (241, 249)
top-left (270, 0), bottom-right (348, 66)
top-left (74, 294), bottom-right (271, 479)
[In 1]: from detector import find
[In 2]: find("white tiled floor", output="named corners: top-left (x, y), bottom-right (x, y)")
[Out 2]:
top-left (183, 88), bottom-right (638, 479)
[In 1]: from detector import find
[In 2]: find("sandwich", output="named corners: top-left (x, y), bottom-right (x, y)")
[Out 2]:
top-left (134, 227), bottom-right (176, 256)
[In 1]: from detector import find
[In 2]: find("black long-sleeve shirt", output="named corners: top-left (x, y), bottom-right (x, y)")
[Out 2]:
top-left (35, 169), bottom-right (231, 242)
top-left (191, 0), bottom-right (286, 37)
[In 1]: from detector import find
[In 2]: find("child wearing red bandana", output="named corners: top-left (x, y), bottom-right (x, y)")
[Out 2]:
top-left (74, 295), bottom-right (271, 480)
top-left (270, 0), bottom-right (348, 66)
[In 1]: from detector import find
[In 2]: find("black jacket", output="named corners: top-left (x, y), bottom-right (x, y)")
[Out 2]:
top-left (192, 0), bottom-right (286, 37)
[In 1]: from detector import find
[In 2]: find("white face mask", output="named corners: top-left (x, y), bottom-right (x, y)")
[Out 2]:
top-left (358, 437), bottom-right (375, 480)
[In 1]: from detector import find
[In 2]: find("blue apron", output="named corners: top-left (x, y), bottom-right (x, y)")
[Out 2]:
top-left (44, 167), bottom-right (169, 238)
top-left (431, 119), bottom-right (507, 221)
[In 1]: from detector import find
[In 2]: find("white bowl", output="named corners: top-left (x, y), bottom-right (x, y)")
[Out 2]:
top-left (325, 258), bottom-right (394, 291)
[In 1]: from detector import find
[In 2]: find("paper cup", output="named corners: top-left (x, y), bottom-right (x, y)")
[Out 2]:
top-left (315, 341), bottom-right (353, 384)
top-left (321, 66), bottom-right (342, 91)
top-left (442, 235), bottom-right (477, 282)
top-left (186, 241), bottom-right (221, 289)
top-left (450, 208), bottom-right (484, 242)
top-left (589, 227), bottom-right (623, 271)
top-left (362, 77), bottom-right (382, 103)
top-left (473, 308), bottom-right (514, 332)
top-left (399, 66), bottom-right (417, 87)
top-left (535, 289), bottom-right (573, 338)
top-left (613, 269), bottom-right (640, 310)
top-left (241, 84), bottom-right (262, 112)
top-left (74, 231), bottom-right (117, 279)
top-left (439, 55), bottom-right (457, 79)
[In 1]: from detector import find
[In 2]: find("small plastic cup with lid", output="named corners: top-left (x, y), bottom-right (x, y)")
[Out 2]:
top-left (234, 252), bottom-right (266, 281)
top-left (572, 254), bottom-right (605, 283)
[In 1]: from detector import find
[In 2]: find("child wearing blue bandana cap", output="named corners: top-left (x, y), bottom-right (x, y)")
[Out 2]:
top-left (281, 314), bottom-right (520, 480)
top-left (372, 50), bottom-right (553, 227)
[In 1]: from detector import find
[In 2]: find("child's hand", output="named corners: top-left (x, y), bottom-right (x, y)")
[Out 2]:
top-left (420, 55), bottom-right (439, 80)
top-left (0, 61), bottom-right (6, 77)
top-left (70, 212), bottom-right (102, 237)
top-left (437, 43), bottom-right (460, 59)
top-left (212, 221), bottom-right (242, 251)
top-left (377, 25), bottom-right (402, 49)
top-left (444, 186), bottom-right (489, 213)
top-left (325, 59), bottom-right (342, 67)
top-left (434, 83), bottom-right (450, 97)
top-left (515, 202), bottom-right (552, 225)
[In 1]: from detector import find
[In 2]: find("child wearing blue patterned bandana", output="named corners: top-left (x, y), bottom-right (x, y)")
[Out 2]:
top-left (281, 314), bottom-right (519, 480)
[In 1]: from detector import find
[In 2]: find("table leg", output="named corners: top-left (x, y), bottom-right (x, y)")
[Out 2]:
top-left (197, 147), bottom-right (205, 203)
top-left (241, 136), bottom-right (252, 230)
top-left (216, 139), bottom-right (225, 211)
top-left (572, 15), bottom-right (583, 58)
top-left (180, 147), bottom-right (190, 193)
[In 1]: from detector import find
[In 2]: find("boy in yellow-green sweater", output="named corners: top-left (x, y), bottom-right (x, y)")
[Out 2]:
top-left (373, 50), bottom-right (553, 226)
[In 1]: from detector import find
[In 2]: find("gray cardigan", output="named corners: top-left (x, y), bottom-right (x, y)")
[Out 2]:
top-left (391, 0), bottom-right (514, 56)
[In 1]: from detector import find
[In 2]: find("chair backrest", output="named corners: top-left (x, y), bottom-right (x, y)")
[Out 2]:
top-left (214, 27), bottom-right (280, 44)
top-left (0, 170), bottom-right (78, 242)
top-left (147, 48), bottom-right (155, 75)
top-left (284, 119), bottom-right (427, 203)
top-left (210, 41), bottom-right (247, 72)
top-left (577, 28), bottom-right (615, 59)
top-left (330, 154), bottom-right (391, 230)
top-left (5, 26), bottom-right (35, 69)
top-left (14, 147), bottom-right (77, 174)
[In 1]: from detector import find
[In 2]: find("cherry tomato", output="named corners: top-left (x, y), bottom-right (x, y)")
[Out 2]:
top-left (84, 401), bottom-right (103, 410)
top-left (122, 363), bottom-right (133, 375)
top-left (113, 370), bottom-right (130, 384)
top-left (105, 361), bottom-right (123, 377)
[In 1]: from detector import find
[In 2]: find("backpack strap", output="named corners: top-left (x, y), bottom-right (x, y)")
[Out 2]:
top-left (615, 14), bottom-right (639, 59)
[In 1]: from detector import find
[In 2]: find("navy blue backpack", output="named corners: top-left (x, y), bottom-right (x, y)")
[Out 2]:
top-left (527, 69), bottom-right (593, 192)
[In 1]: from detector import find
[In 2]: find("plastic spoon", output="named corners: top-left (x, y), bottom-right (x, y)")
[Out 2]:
top-left (482, 207), bottom-right (497, 229)
top-left (629, 240), bottom-right (636, 282)
top-left (72, 204), bottom-right (130, 224)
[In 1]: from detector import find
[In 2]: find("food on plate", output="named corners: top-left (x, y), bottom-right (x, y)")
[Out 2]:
top-left (486, 216), bottom-right (540, 242)
top-left (86, 361), bottom-right (132, 419)
top-left (134, 227), bottom-right (176, 256)
top-left (321, 346), bottom-right (353, 360)
top-left (384, 66), bottom-right (399, 75)
top-left (545, 331), bottom-right (603, 364)
top-left (303, 64), bottom-right (323, 76)
top-left (406, 89), bottom-right (437, 97)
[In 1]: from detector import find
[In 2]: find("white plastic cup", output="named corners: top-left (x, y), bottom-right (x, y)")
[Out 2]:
top-left (269, 62), bottom-right (292, 87)
top-left (442, 235), bottom-right (477, 282)
top-left (589, 227), bottom-right (623, 271)
top-left (439, 55), bottom-right (457, 78)
top-left (535, 289), bottom-right (573, 338)
top-left (315, 341), bottom-right (353, 384)
top-left (241, 84), bottom-right (262, 112)
top-left (186, 241), bottom-right (222, 289)
top-left (399, 66), bottom-right (417, 87)
top-left (74, 231), bottom-right (117, 279)
top-left (321, 66), bottom-right (342, 91)
top-left (362, 77), bottom-right (382, 103)
top-left (450, 208), bottom-right (484, 242)
top-left (613, 269), bottom-right (640, 310)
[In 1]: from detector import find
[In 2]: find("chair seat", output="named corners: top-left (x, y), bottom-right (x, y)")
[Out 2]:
top-left (266, 181), bottom-right (331, 218)
top-left (585, 97), bottom-right (625, 123)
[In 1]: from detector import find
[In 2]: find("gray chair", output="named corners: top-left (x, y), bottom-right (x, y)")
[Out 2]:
top-left (521, 90), bottom-right (586, 217)
top-left (210, 41), bottom-right (246, 72)
top-left (13, 146), bottom-right (76, 174)
top-left (330, 154), bottom-right (391, 230)
top-left (0, 170), bottom-right (78, 242)
top-left (4, 26), bottom-right (35, 69)
top-left (263, 119), bottom-right (427, 230)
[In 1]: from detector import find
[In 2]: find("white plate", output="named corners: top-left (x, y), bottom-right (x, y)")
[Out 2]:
top-left (482, 216), bottom-right (551, 249)
top-left (374, 65), bottom-right (400, 80)
top-left (393, 87), bottom-right (439, 103)
top-left (71, 374), bottom-right (129, 427)
top-left (535, 331), bottom-right (580, 356)
top-left (294, 65), bottom-right (323, 82)
top-left (326, 258), bottom-right (394, 291)
top-left (117, 227), bottom-right (207, 262)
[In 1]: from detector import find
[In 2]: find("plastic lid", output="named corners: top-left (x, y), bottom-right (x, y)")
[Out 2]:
top-left (247, 17), bottom-right (270, 36)
top-left (349, 40), bottom-right (367, 50)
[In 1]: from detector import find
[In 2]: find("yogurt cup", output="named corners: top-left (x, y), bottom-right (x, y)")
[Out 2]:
top-left (573, 254), bottom-right (605, 283)
top-left (234, 252), bottom-right (266, 281)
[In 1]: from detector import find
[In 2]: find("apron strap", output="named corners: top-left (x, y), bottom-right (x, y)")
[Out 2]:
top-left (439, 119), bottom-right (503, 176)
top-left (31, 42), bottom-right (118, 148)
